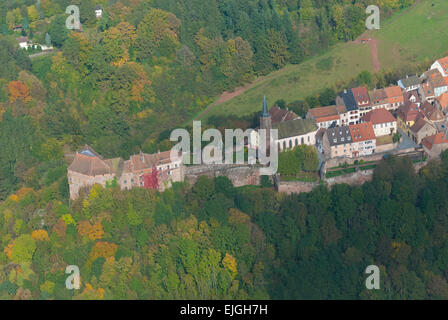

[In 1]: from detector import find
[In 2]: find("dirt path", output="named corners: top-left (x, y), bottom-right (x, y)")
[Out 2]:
top-left (195, 78), bottom-right (265, 120)
top-left (351, 33), bottom-right (381, 73)
top-left (369, 37), bottom-right (381, 73)
top-left (29, 49), bottom-right (59, 59)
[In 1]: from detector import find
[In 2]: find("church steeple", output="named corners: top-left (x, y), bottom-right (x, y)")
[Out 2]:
top-left (260, 96), bottom-right (271, 131)
top-left (261, 95), bottom-right (270, 118)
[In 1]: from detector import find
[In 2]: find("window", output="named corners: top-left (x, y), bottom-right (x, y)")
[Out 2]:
top-left (289, 140), bottom-right (293, 149)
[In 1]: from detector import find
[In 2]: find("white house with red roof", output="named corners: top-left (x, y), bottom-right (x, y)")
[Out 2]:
top-left (349, 122), bottom-right (377, 157)
top-left (360, 108), bottom-right (397, 137)
top-left (431, 56), bottom-right (448, 77)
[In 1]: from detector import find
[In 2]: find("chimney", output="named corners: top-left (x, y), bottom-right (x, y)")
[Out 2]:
top-left (140, 150), bottom-right (144, 163)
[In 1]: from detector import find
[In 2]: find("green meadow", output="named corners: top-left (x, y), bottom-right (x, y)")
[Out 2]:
top-left (201, 0), bottom-right (448, 120)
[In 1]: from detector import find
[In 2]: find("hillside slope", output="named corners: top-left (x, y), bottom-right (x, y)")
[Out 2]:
top-left (201, 0), bottom-right (448, 119)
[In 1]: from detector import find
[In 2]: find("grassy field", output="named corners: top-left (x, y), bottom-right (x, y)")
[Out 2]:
top-left (201, 0), bottom-right (448, 120)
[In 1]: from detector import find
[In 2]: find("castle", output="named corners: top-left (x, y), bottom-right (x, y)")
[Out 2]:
top-left (67, 145), bottom-right (184, 200)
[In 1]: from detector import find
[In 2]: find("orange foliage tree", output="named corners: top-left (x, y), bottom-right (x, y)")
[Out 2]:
top-left (77, 221), bottom-right (104, 240)
top-left (8, 81), bottom-right (31, 103)
top-left (88, 242), bottom-right (118, 266)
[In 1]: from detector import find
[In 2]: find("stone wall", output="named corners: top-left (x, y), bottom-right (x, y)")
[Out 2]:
top-left (185, 164), bottom-right (261, 187)
top-left (277, 181), bottom-right (319, 195)
top-left (325, 169), bottom-right (374, 187)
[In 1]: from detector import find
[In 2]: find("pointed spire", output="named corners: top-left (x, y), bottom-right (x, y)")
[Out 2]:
top-left (261, 96), bottom-right (269, 118)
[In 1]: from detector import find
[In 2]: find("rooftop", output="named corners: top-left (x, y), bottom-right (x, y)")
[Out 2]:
top-left (349, 122), bottom-right (376, 142)
top-left (338, 89), bottom-right (358, 112)
top-left (384, 86), bottom-right (404, 99)
top-left (326, 126), bottom-right (352, 147)
top-left (399, 75), bottom-right (421, 88)
top-left (272, 118), bottom-right (318, 140)
top-left (422, 132), bottom-right (448, 150)
top-left (361, 108), bottom-right (396, 125)
top-left (352, 87), bottom-right (371, 106)
top-left (410, 118), bottom-right (432, 134)
top-left (269, 106), bottom-right (299, 124)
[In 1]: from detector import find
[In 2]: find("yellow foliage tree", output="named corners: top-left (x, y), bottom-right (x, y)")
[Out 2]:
top-left (222, 253), bottom-right (238, 277)
top-left (32, 230), bottom-right (49, 241)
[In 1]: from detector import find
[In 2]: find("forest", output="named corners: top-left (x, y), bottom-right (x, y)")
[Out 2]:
top-left (4, 0), bottom-right (446, 301)
top-left (1, 152), bottom-right (448, 299)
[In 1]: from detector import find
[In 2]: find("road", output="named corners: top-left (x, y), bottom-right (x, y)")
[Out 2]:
top-left (29, 50), bottom-right (59, 59)
top-left (397, 128), bottom-right (418, 151)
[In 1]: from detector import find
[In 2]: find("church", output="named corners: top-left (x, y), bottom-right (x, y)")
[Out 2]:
top-left (250, 97), bottom-right (319, 152)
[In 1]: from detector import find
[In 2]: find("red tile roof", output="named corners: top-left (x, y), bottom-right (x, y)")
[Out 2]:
top-left (422, 132), bottom-right (448, 150)
top-left (369, 89), bottom-right (387, 104)
top-left (397, 103), bottom-right (424, 123)
top-left (384, 86), bottom-right (404, 103)
top-left (349, 122), bottom-right (376, 142)
top-left (308, 105), bottom-right (345, 123)
top-left (420, 101), bottom-right (444, 121)
top-left (68, 153), bottom-right (118, 176)
top-left (403, 90), bottom-right (421, 104)
top-left (436, 92), bottom-right (448, 109)
top-left (352, 86), bottom-right (371, 106)
top-left (361, 108), bottom-right (396, 125)
top-left (270, 106), bottom-right (299, 124)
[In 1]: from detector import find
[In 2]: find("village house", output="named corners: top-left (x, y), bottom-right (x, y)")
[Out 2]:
top-left (419, 81), bottom-right (436, 103)
top-left (360, 108), bottom-right (397, 137)
top-left (435, 92), bottom-right (448, 115)
top-left (352, 86), bottom-right (372, 117)
top-left (95, 5), bottom-right (103, 18)
top-left (397, 102), bottom-right (425, 137)
top-left (384, 86), bottom-right (404, 110)
top-left (421, 69), bottom-right (448, 98)
top-left (349, 122), bottom-right (377, 157)
top-left (336, 89), bottom-right (359, 125)
top-left (422, 132), bottom-right (448, 159)
top-left (68, 145), bottom-right (184, 200)
top-left (369, 88), bottom-right (390, 110)
top-left (403, 90), bottom-right (421, 107)
top-left (322, 126), bottom-right (353, 158)
top-left (306, 105), bottom-right (346, 128)
top-left (430, 56), bottom-right (448, 77)
top-left (322, 122), bottom-right (376, 159)
top-left (420, 101), bottom-right (445, 123)
top-left (398, 75), bottom-right (421, 92)
top-left (409, 118), bottom-right (437, 145)
top-left (16, 36), bottom-right (30, 49)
